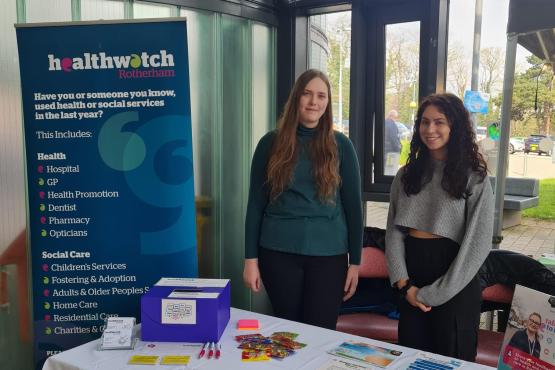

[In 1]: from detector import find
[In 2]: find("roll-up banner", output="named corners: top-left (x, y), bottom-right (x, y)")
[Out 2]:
top-left (15, 19), bottom-right (197, 368)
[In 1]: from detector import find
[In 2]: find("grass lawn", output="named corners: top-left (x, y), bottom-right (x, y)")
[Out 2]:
top-left (523, 178), bottom-right (555, 220)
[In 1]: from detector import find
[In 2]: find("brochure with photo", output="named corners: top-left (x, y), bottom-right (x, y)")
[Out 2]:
top-left (328, 341), bottom-right (403, 368)
top-left (497, 285), bottom-right (555, 370)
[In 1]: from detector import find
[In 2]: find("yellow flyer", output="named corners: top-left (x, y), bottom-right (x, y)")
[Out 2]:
top-left (128, 355), bottom-right (159, 365)
top-left (160, 355), bottom-right (190, 365)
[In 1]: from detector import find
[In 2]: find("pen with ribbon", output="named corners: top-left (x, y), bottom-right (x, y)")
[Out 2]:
top-left (215, 343), bottom-right (221, 359)
top-left (198, 342), bottom-right (209, 359)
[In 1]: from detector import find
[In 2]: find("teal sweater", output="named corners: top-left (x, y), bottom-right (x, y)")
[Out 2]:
top-left (245, 125), bottom-right (363, 264)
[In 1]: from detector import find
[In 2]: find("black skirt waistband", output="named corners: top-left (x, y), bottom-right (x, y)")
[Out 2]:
top-left (404, 235), bottom-right (460, 286)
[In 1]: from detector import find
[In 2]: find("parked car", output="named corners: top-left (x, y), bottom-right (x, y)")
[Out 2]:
top-left (509, 137), bottom-right (525, 154)
top-left (395, 122), bottom-right (412, 141)
top-left (524, 134), bottom-right (554, 155)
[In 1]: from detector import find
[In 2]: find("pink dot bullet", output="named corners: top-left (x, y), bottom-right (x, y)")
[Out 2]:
top-left (40, 216), bottom-right (46, 224)
top-left (42, 264), bottom-right (49, 272)
top-left (43, 289), bottom-right (49, 297)
top-left (39, 191), bottom-right (45, 199)
top-left (38, 165), bottom-right (43, 173)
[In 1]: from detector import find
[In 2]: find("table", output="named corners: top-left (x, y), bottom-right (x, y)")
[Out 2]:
top-left (43, 308), bottom-right (494, 370)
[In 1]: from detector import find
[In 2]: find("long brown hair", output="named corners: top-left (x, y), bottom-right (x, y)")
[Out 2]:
top-left (266, 69), bottom-right (340, 202)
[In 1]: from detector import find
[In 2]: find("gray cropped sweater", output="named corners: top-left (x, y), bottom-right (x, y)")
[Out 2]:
top-left (385, 160), bottom-right (494, 307)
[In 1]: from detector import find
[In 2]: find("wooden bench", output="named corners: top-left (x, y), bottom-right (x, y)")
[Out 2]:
top-left (490, 177), bottom-right (539, 228)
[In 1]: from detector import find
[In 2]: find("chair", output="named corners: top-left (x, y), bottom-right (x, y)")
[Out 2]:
top-left (336, 247), bottom-right (398, 342)
top-left (476, 284), bottom-right (514, 367)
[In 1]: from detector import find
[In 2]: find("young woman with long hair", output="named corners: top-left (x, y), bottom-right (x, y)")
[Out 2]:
top-left (385, 93), bottom-right (493, 360)
top-left (243, 69), bottom-right (363, 329)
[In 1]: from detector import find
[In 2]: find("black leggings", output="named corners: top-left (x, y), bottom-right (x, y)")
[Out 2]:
top-left (258, 247), bottom-right (348, 330)
top-left (399, 236), bottom-right (481, 361)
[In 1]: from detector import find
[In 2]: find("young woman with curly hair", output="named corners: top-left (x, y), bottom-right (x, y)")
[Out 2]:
top-left (243, 69), bottom-right (363, 329)
top-left (385, 93), bottom-right (493, 360)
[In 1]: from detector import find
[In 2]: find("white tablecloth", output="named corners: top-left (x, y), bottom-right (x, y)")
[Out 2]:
top-left (43, 308), bottom-right (494, 370)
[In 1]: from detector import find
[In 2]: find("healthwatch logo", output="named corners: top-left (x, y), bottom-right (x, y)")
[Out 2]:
top-left (48, 50), bottom-right (174, 72)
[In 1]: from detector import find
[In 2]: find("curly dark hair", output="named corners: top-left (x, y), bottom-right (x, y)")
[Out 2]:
top-left (402, 93), bottom-right (488, 199)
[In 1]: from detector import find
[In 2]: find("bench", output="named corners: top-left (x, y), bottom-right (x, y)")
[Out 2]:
top-left (337, 246), bottom-right (513, 367)
top-left (490, 177), bottom-right (539, 228)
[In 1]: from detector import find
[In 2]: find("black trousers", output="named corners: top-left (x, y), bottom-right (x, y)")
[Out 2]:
top-left (258, 247), bottom-right (348, 330)
top-left (399, 236), bottom-right (481, 361)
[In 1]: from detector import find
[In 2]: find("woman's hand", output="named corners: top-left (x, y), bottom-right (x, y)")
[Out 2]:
top-left (243, 258), bottom-right (262, 293)
top-left (406, 286), bottom-right (432, 312)
top-left (343, 265), bottom-right (359, 301)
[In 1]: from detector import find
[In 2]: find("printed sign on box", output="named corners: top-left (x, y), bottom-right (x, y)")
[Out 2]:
top-left (161, 299), bottom-right (196, 324)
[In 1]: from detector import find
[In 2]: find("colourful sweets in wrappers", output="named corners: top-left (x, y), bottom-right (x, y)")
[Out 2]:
top-left (270, 334), bottom-right (306, 350)
top-left (235, 333), bottom-right (265, 342)
top-left (272, 331), bottom-right (299, 340)
top-left (236, 331), bottom-right (305, 361)
top-left (268, 346), bottom-right (294, 359)
top-left (241, 349), bottom-right (270, 362)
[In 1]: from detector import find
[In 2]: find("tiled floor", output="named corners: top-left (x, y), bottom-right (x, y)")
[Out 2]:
top-left (366, 202), bottom-right (555, 258)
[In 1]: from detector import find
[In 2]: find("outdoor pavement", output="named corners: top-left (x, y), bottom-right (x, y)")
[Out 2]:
top-left (366, 202), bottom-right (555, 258)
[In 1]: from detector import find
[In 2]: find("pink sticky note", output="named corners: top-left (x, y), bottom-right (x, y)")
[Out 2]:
top-left (237, 319), bottom-right (260, 330)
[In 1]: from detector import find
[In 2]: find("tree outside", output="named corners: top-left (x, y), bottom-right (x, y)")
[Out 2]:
top-left (384, 24), bottom-right (420, 127)
top-left (322, 11), bottom-right (555, 173)
top-left (325, 13), bottom-right (351, 134)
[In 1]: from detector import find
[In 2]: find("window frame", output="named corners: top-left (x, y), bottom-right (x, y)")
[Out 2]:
top-left (277, 0), bottom-right (449, 200)
top-left (351, 0), bottom-right (448, 200)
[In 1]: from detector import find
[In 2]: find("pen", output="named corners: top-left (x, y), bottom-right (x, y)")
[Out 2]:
top-left (198, 342), bottom-right (209, 359)
top-left (215, 343), bottom-right (221, 359)
top-left (208, 342), bottom-right (214, 359)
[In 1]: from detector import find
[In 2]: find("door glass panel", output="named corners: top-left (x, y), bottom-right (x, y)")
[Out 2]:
top-left (383, 21), bottom-right (420, 176)
top-left (308, 11), bottom-right (352, 136)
